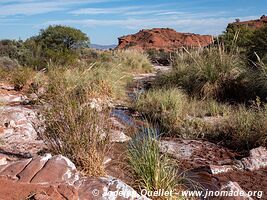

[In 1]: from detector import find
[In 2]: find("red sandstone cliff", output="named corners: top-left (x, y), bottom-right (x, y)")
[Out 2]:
top-left (116, 28), bottom-right (213, 51)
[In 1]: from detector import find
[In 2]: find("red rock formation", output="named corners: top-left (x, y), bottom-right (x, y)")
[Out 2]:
top-left (231, 15), bottom-right (267, 29)
top-left (116, 28), bottom-right (213, 51)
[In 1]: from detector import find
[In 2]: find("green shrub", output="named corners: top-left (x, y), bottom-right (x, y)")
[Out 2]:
top-left (147, 49), bottom-right (173, 65)
top-left (219, 23), bottom-right (255, 51)
top-left (0, 40), bottom-right (31, 66)
top-left (127, 128), bottom-right (179, 194)
top-left (247, 25), bottom-right (267, 63)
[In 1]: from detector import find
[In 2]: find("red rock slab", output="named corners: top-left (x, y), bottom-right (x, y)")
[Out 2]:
top-left (31, 155), bottom-right (74, 184)
top-left (18, 154), bottom-right (52, 182)
top-left (0, 176), bottom-right (77, 200)
top-left (0, 158), bottom-right (32, 179)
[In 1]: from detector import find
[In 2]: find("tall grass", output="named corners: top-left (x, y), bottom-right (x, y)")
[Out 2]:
top-left (134, 87), bottom-right (267, 151)
top-left (31, 49), bottom-right (154, 175)
top-left (114, 50), bottom-right (154, 73)
top-left (246, 55), bottom-right (267, 99)
top-left (42, 66), bottom-right (113, 176)
top-left (0, 65), bottom-right (36, 90)
top-left (135, 88), bottom-right (188, 133)
top-left (156, 46), bottom-right (245, 100)
top-left (127, 127), bottom-right (180, 196)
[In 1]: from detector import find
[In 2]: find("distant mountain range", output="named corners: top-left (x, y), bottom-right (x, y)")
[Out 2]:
top-left (90, 44), bottom-right (116, 50)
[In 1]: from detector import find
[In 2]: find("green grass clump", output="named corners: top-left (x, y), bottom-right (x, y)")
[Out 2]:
top-left (135, 88), bottom-right (188, 132)
top-left (127, 128), bottom-right (179, 195)
top-left (226, 105), bottom-right (267, 150)
top-left (114, 50), bottom-right (154, 73)
top-left (134, 87), bottom-right (267, 151)
top-left (156, 46), bottom-right (245, 100)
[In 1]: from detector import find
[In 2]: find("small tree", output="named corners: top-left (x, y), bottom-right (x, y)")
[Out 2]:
top-left (26, 25), bottom-right (90, 67)
top-left (37, 25), bottom-right (89, 50)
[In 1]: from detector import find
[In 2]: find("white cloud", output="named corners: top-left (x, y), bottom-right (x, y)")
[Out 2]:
top-left (45, 15), bottom-right (258, 35)
top-left (69, 4), bottom-right (173, 16)
top-left (0, 0), bottom-right (120, 16)
top-left (70, 6), bottom-right (141, 15)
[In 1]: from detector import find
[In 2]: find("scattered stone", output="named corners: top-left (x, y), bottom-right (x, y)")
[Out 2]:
top-left (241, 146), bottom-right (267, 171)
top-left (209, 165), bottom-right (235, 175)
top-left (110, 130), bottom-right (131, 143)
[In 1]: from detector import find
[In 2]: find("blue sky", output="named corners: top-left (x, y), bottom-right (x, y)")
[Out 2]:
top-left (0, 0), bottom-right (266, 45)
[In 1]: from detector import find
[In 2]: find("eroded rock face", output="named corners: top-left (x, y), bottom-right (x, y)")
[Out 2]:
top-left (116, 28), bottom-right (213, 51)
top-left (0, 84), bottom-right (45, 156)
top-left (0, 154), bottom-right (148, 200)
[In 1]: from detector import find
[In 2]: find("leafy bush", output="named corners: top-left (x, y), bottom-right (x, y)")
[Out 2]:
top-left (0, 40), bottom-right (31, 65)
top-left (0, 56), bottom-right (20, 69)
top-left (127, 128), bottom-right (179, 193)
top-left (147, 49), bottom-right (173, 65)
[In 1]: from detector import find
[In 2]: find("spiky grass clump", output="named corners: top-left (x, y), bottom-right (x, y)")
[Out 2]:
top-left (156, 46), bottom-right (245, 100)
top-left (135, 88), bottom-right (188, 132)
top-left (226, 105), bottom-right (267, 150)
top-left (127, 128), bottom-right (179, 195)
top-left (114, 50), bottom-right (154, 73)
top-left (246, 56), bottom-right (267, 99)
top-left (44, 99), bottom-right (109, 176)
top-left (43, 66), bottom-right (112, 176)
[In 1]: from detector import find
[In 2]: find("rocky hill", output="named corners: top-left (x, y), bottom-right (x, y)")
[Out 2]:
top-left (231, 15), bottom-right (267, 29)
top-left (116, 28), bottom-right (213, 51)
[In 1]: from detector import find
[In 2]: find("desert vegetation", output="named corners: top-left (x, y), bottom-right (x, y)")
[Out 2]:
top-left (0, 22), bottom-right (267, 199)
top-left (135, 24), bottom-right (267, 153)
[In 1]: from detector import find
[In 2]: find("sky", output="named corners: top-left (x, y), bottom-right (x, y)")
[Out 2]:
top-left (0, 0), bottom-right (266, 45)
